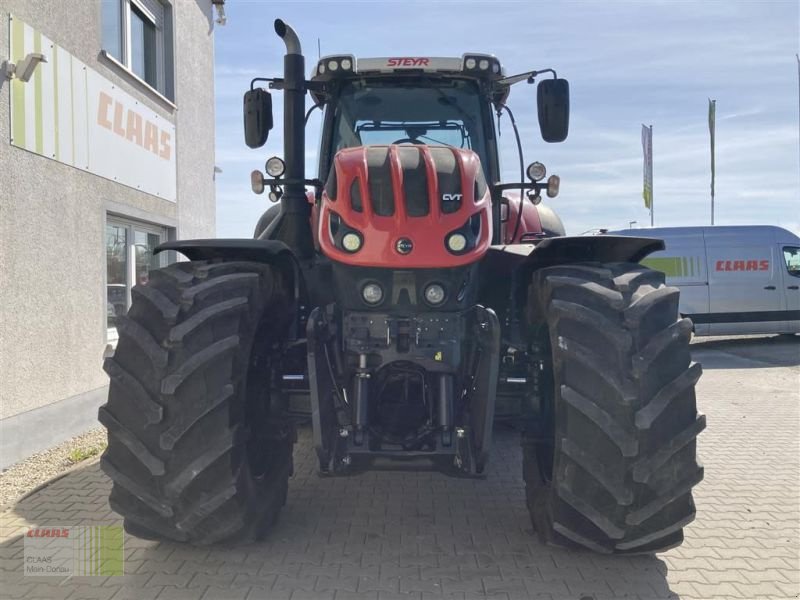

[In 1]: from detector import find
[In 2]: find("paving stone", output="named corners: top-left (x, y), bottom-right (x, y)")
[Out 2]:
top-left (145, 573), bottom-right (195, 588)
top-left (316, 575), bottom-right (359, 593)
top-left (290, 591), bottom-right (336, 600)
top-left (0, 582), bottom-right (35, 598)
top-left (64, 587), bottom-right (120, 600)
top-left (333, 591), bottom-right (382, 600)
top-left (153, 587), bottom-right (199, 600)
top-left (200, 586), bottom-right (250, 600)
top-left (110, 586), bottom-right (163, 600)
top-left (246, 588), bottom-right (292, 600)
top-left (274, 574), bottom-right (319, 593)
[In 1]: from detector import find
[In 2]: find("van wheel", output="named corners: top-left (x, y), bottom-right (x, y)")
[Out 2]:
top-left (523, 262), bottom-right (705, 554)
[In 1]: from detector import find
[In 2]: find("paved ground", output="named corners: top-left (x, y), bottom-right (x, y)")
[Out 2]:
top-left (1, 335), bottom-right (798, 600)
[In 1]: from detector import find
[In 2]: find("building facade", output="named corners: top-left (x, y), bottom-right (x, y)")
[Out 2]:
top-left (0, 0), bottom-right (219, 468)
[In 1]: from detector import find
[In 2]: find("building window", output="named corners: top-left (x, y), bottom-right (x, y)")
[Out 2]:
top-left (101, 0), bottom-right (174, 99)
top-left (130, 4), bottom-right (158, 87)
top-left (106, 216), bottom-right (172, 341)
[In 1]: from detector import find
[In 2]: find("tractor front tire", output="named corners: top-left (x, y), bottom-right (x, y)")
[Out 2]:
top-left (100, 260), bottom-right (294, 544)
top-left (523, 263), bottom-right (705, 554)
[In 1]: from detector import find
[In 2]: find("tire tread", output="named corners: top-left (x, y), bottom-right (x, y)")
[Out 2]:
top-left (523, 262), bottom-right (704, 554)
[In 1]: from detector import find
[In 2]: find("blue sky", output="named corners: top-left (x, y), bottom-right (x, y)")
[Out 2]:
top-left (213, 1), bottom-right (800, 237)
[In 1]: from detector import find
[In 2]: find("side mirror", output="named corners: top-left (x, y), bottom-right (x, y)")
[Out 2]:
top-left (243, 88), bottom-right (273, 148)
top-left (537, 79), bottom-right (569, 143)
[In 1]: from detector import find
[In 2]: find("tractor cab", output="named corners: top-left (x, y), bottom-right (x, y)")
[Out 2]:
top-left (309, 54), bottom-right (509, 184)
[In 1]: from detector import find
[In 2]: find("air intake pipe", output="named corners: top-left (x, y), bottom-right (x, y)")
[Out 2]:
top-left (263, 19), bottom-right (314, 259)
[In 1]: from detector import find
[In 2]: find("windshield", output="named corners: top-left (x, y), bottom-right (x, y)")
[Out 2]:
top-left (330, 79), bottom-right (490, 171)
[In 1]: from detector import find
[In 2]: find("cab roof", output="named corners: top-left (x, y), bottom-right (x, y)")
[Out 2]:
top-left (311, 54), bottom-right (504, 80)
top-left (309, 54), bottom-right (508, 106)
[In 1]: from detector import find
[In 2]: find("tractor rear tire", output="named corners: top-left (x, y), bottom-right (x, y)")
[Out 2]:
top-left (100, 260), bottom-right (294, 544)
top-left (523, 262), bottom-right (705, 554)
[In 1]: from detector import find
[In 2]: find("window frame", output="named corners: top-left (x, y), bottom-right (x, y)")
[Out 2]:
top-left (101, 0), bottom-right (173, 101)
top-left (783, 246), bottom-right (800, 278)
top-left (105, 215), bottom-right (172, 344)
top-left (128, 1), bottom-right (159, 89)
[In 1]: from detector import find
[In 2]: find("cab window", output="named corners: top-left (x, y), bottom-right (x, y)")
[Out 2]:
top-left (330, 79), bottom-right (490, 170)
top-left (783, 246), bottom-right (800, 277)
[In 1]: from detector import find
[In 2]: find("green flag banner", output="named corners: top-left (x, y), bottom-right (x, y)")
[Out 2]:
top-left (641, 124), bottom-right (653, 210)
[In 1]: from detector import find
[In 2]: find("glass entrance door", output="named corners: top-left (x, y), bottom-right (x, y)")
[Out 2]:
top-left (106, 217), bottom-right (170, 341)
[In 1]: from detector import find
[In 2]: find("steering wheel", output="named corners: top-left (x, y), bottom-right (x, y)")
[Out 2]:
top-left (392, 138), bottom-right (425, 145)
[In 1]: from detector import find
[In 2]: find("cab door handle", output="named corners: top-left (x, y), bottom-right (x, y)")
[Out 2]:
top-left (764, 285), bottom-right (776, 290)
top-left (788, 285), bottom-right (799, 290)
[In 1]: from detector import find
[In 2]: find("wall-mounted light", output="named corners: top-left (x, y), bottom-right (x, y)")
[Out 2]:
top-left (212, 0), bottom-right (227, 25)
top-left (4, 52), bottom-right (47, 82)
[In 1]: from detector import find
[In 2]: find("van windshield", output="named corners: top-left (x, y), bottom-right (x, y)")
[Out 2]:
top-left (330, 79), bottom-right (489, 169)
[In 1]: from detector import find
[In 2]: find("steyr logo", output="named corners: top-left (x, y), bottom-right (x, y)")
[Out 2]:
top-left (396, 238), bottom-right (413, 254)
top-left (386, 58), bottom-right (430, 67)
top-left (442, 193), bottom-right (463, 203)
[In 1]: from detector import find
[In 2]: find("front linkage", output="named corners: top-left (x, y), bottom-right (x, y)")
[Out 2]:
top-left (307, 305), bottom-right (500, 476)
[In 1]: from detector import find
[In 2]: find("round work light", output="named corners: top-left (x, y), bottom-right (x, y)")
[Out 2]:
top-left (424, 284), bottom-right (446, 306)
top-left (526, 161), bottom-right (546, 182)
top-left (265, 156), bottom-right (285, 178)
top-left (362, 283), bottom-right (384, 305)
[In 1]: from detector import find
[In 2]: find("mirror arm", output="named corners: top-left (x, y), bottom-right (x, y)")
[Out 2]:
top-left (493, 182), bottom-right (541, 193)
top-left (257, 176), bottom-right (324, 189)
top-left (250, 76), bottom-right (280, 90)
top-left (249, 77), bottom-right (327, 95)
top-left (497, 67), bottom-right (558, 87)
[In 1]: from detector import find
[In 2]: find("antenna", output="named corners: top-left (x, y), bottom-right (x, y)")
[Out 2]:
top-left (317, 38), bottom-right (321, 60)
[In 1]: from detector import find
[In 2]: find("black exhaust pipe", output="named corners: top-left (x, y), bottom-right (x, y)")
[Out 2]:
top-left (264, 19), bottom-right (314, 259)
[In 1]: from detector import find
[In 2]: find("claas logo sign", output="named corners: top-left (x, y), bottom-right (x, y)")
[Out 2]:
top-left (715, 260), bottom-right (769, 272)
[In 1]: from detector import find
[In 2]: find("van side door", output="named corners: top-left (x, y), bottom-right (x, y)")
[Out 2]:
top-left (706, 243), bottom-right (783, 335)
top-left (641, 237), bottom-right (710, 335)
top-left (781, 245), bottom-right (800, 333)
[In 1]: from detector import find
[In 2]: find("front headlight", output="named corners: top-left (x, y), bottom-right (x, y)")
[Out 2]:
top-left (424, 283), bottom-right (446, 306)
top-left (446, 233), bottom-right (467, 253)
top-left (342, 232), bottom-right (362, 253)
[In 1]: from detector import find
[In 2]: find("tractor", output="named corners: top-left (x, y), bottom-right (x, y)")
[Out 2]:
top-left (99, 19), bottom-right (705, 554)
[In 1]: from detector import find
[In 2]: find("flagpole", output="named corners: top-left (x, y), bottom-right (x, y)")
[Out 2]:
top-left (708, 99), bottom-right (716, 225)
top-left (649, 124), bottom-right (654, 227)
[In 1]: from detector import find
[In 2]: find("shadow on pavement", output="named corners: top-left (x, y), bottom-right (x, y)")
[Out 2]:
top-left (691, 334), bottom-right (800, 369)
top-left (0, 428), bottom-right (679, 599)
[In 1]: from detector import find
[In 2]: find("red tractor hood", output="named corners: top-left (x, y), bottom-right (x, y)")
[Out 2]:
top-left (318, 145), bottom-right (492, 268)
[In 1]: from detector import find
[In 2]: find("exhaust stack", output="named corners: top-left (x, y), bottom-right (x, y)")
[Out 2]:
top-left (263, 19), bottom-right (314, 259)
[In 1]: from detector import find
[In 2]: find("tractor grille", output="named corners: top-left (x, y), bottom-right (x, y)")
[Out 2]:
top-left (358, 146), bottom-right (481, 217)
top-left (366, 147), bottom-right (395, 216)
top-left (319, 144), bottom-right (492, 268)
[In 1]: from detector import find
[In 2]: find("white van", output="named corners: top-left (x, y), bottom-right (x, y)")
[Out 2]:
top-left (610, 225), bottom-right (800, 336)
